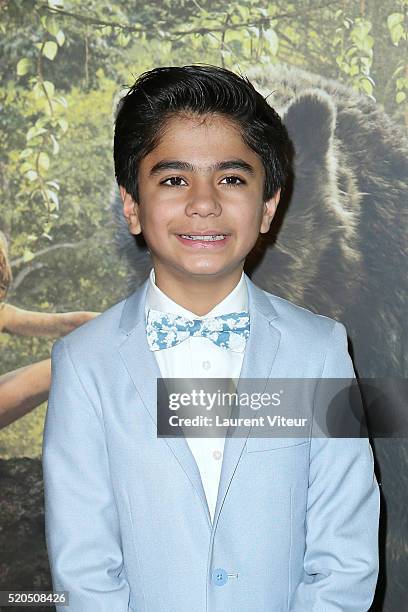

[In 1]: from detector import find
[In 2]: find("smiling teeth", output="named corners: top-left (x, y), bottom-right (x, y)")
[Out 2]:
top-left (180, 234), bottom-right (226, 241)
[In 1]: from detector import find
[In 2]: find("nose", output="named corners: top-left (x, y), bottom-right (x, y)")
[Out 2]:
top-left (185, 179), bottom-right (221, 217)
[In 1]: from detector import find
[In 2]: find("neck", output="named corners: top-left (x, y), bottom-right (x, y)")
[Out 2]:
top-left (152, 264), bottom-right (244, 316)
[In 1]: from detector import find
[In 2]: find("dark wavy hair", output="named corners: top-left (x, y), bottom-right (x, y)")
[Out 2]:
top-left (113, 64), bottom-right (292, 203)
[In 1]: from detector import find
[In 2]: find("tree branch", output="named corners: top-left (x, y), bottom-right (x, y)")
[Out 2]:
top-left (10, 233), bottom-right (111, 268)
top-left (40, 1), bottom-right (342, 38)
top-left (10, 261), bottom-right (45, 292)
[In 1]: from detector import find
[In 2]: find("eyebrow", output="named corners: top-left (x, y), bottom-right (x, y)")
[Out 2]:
top-left (149, 159), bottom-right (256, 177)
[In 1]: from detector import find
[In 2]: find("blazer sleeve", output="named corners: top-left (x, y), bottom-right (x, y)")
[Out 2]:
top-left (42, 338), bottom-right (131, 612)
top-left (289, 321), bottom-right (380, 612)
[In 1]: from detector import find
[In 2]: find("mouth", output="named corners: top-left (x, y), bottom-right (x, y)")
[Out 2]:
top-left (178, 233), bottom-right (228, 241)
top-left (176, 232), bottom-right (231, 248)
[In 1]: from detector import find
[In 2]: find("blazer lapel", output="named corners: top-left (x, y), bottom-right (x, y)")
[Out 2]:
top-left (212, 274), bottom-right (281, 529)
top-left (116, 272), bottom-right (281, 531)
top-left (117, 278), bottom-right (212, 528)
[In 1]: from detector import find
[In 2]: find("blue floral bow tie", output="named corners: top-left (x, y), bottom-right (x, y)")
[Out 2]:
top-left (146, 308), bottom-right (250, 352)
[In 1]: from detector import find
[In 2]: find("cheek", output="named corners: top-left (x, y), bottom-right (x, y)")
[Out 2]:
top-left (140, 200), bottom-right (171, 228)
top-left (237, 204), bottom-right (263, 231)
top-left (139, 206), bottom-right (176, 248)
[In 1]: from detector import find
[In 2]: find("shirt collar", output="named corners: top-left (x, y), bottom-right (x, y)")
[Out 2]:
top-left (145, 267), bottom-right (248, 320)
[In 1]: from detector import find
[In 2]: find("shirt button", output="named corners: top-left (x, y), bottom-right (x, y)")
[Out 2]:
top-left (212, 568), bottom-right (228, 586)
top-left (212, 449), bottom-right (222, 460)
top-left (202, 360), bottom-right (211, 370)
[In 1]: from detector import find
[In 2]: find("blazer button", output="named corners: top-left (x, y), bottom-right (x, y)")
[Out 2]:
top-left (212, 568), bottom-right (228, 586)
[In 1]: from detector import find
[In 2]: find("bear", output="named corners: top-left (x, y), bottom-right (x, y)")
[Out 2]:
top-left (110, 63), bottom-right (408, 612)
top-left (247, 65), bottom-right (408, 612)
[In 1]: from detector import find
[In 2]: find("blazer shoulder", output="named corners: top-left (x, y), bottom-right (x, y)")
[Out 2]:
top-left (261, 288), bottom-right (345, 339)
top-left (51, 294), bottom-right (128, 361)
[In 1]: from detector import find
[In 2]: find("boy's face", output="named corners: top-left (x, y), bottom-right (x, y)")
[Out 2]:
top-left (120, 113), bottom-right (280, 281)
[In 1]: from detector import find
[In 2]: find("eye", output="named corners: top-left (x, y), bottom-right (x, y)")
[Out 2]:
top-left (220, 175), bottom-right (246, 187)
top-left (160, 176), bottom-right (187, 187)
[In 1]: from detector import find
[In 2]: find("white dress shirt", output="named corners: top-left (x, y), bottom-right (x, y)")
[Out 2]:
top-left (144, 267), bottom-right (248, 521)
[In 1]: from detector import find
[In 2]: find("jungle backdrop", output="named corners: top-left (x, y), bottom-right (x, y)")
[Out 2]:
top-left (0, 1), bottom-right (407, 611)
top-left (1, 0), bottom-right (407, 452)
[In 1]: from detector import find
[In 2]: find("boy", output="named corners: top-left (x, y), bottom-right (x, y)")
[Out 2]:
top-left (42, 65), bottom-right (379, 611)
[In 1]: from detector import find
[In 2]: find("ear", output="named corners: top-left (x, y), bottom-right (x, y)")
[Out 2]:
top-left (119, 185), bottom-right (142, 235)
top-left (260, 188), bottom-right (281, 233)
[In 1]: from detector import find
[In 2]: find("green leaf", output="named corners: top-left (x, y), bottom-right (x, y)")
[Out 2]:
top-left (264, 28), bottom-right (279, 55)
top-left (20, 148), bottom-right (33, 158)
top-left (43, 41), bottom-right (58, 60)
top-left (45, 16), bottom-right (59, 36)
top-left (32, 80), bottom-right (55, 104)
top-left (51, 134), bottom-right (60, 155)
top-left (54, 95), bottom-right (67, 107)
top-left (23, 249), bottom-right (35, 262)
top-left (38, 151), bottom-right (50, 172)
top-left (360, 55), bottom-right (373, 69)
top-left (29, 188), bottom-right (41, 200)
top-left (46, 180), bottom-right (60, 190)
top-left (353, 19), bottom-right (372, 38)
top-left (17, 58), bottom-right (33, 76)
top-left (396, 91), bottom-right (406, 104)
top-left (236, 4), bottom-right (249, 19)
top-left (27, 126), bottom-right (47, 140)
top-left (20, 162), bottom-right (34, 174)
top-left (56, 30), bottom-right (65, 46)
top-left (45, 189), bottom-right (59, 209)
top-left (360, 78), bottom-right (373, 95)
top-left (387, 13), bottom-right (404, 30)
top-left (390, 23), bottom-right (405, 45)
top-left (391, 64), bottom-right (405, 79)
top-left (26, 170), bottom-right (38, 181)
top-left (345, 47), bottom-right (357, 59)
top-left (43, 80), bottom-right (55, 97)
top-left (360, 35), bottom-right (374, 52)
top-left (35, 116), bottom-right (48, 129)
top-left (58, 118), bottom-right (68, 132)
top-left (33, 82), bottom-right (43, 99)
top-left (117, 31), bottom-right (131, 47)
top-left (396, 77), bottom-right (408, 90)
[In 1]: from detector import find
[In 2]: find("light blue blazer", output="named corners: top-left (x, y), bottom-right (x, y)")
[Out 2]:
top-left (42, 273), bottom-right (380, 612)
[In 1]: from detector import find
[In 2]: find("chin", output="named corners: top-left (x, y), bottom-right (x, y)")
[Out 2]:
top-left (183, 267), bottom-right (221, 276)
top-left (176, 262), bottom-right (226, 276)
top-left (190, 267), bottom-right (237, 279)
